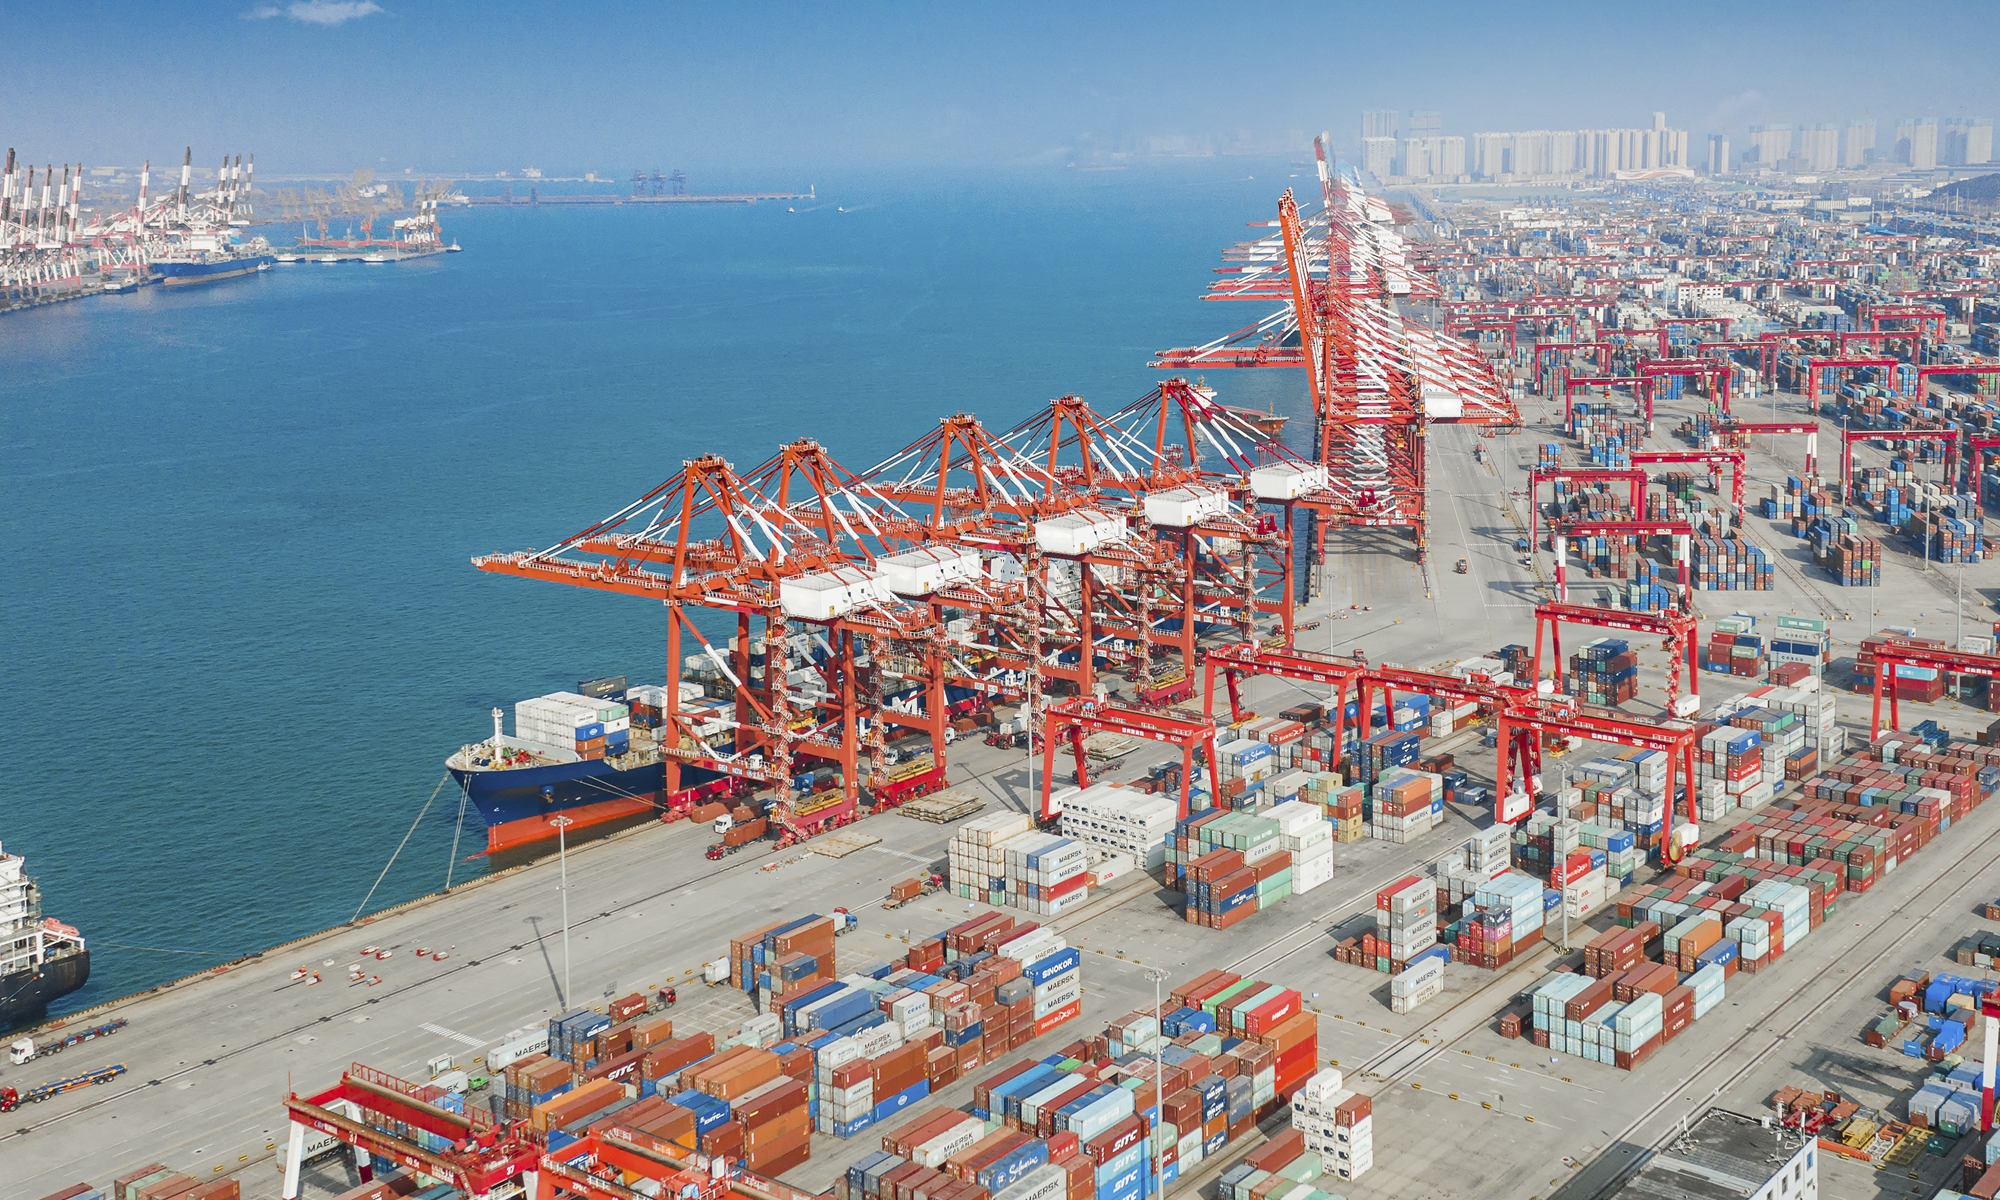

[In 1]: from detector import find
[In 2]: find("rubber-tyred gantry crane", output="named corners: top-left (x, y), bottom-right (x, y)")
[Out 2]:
top-left (1531, 599), bottom-right (1701, 718)
top-left (1868, 642), bottom-right (2000, 740)
top-left (282, 1063), bottom-right (539, 1200)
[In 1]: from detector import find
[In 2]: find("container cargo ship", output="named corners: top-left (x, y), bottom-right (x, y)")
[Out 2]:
top-left (447, 677), bottom-right (731, 854)
top-left (0, 842), bottom-right (90, 1029)
top-left (148, 231), bottom-right (276, 286)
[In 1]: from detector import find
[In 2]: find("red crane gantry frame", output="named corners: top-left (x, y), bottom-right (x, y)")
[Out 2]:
top-left (1531, 599), bottom-right (1700, 717)
top-left (1528, 467), bottom-right (1646, 547)
top-left (1197, 642), bottom-right (1701, 855)
top-left (1038, 696), bottom-right (1218, 822)
top-left (1869, 643), bottom-right (2000, 740)
top-left (1711, 420), bottom-right (1823, 477)
top-left (1630, 447), bottom-right (1747, 518)
top-left (283, 1063), bottom-right (538, 1200)
top-left (1839, 426), bottom-right (1961, 496)
top-left (1803, 356), bottom-right (1899, 415)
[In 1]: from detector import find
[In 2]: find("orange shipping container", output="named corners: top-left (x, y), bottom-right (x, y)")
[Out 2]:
top-left (533, 1077), bottom-right (624, 1133)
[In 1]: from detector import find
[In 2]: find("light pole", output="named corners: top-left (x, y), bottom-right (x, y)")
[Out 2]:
top-left (550, 814), bottom-right (575, 1006)
top-left (1146, 967), bottom-right (1170, 1200)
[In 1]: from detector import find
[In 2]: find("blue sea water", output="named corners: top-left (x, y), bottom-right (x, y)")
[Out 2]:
top-left (0, 162), bottom-right (1310, 1019)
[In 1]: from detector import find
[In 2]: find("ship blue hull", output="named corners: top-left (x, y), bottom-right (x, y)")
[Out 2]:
top-left (448, 755), bottom-right (725, 851)
top-left (151, 255), bottom-right (275, 284)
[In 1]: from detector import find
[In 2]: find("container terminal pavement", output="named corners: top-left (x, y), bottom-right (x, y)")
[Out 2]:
top-left (2, 407), bottom-right (1996, 1200)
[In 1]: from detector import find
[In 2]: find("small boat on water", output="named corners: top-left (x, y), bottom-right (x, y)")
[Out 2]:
top-left (1220, 404), bottom-right (1289, 439)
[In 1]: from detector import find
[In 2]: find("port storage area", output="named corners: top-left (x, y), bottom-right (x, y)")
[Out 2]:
top-left (10, 391), bottom-right (2000, 1200)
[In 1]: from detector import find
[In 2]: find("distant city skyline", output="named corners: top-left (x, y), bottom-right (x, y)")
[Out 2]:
top-left (1, 1), bottom-right (1997, 176)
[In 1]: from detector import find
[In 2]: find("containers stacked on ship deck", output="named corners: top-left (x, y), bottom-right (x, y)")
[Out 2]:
top-left (513, 690), bottom-right (634, 761)
top-left (830, 968), bottom-right (1319, 1200)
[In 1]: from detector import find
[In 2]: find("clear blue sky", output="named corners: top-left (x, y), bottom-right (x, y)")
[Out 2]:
top-left (11, 0), bottom-right (1999, 177)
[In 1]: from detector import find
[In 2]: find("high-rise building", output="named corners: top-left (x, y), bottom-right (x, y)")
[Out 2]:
top-left (1461, 114), bottom-right (1689, 180)
top-left (1896, 118), bottom-right (1939, 169)
top-left (1362, 109), bottom-right (1398, 140)
top-left (1841, 121), bottom-right (1875, 169)
top-left (1797, 124), bottom-right (1838, 172)
top-left (1943, 118), bottom-right (1993, 165)
top-left (1408, 111), bottom-right (1442, 140)
top-left (1437, 136), bottom-right (1466, 179)
top-left (1707, 134), bottom-right (1730, 175)
top-left (1361, 137), bottom-right (1397, 180)
top-left (1746, 124), bottom-right (1791, 165)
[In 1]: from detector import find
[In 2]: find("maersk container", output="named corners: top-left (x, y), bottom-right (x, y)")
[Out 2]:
top-left (994, 1164), bottom-right (1067, 1200)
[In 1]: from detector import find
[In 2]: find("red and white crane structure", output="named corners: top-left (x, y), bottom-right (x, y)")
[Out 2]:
top-left (1153, 139), bottom-right (1519, 565)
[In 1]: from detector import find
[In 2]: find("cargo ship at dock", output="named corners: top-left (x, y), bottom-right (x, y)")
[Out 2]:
top-left (0, 842), bottom-right (90, 1029)
top-left (448, 678), bottom-right (730, 853)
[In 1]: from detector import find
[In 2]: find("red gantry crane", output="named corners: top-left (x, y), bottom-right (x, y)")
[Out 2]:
top-left (1153, 141), bottom-right (1519, 565)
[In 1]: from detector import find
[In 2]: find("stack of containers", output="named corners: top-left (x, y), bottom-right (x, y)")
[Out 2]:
top-left (1354, 730), bottom-right (1422, 788)
top-left (1174, 812), bottom-right (1293, 928)
top-left (1814, 531), bottom-right (1882, 585)
top-left (837, 968), bottom-right (1320, 1200)
top-left (1369, 768), bottom-right (1441, 843)
top-left (1267, 801), bottom-right (1335, 893)
top-left (1004, 833), bottom-right (1094, 917)
top-left (1568, 637), bottom-right (1637, 706)
top-left (1767, 617), bottom-right (1832, 679)
top-left (513, 691), bottom-right (632, 761)
top-left (1215, 740), bottom-right (1278, 808)
top-left (1374, 876), bottom-right (1437, 969)
top-left (1690, 535), bottom-right (1774, 590)
top-left (1694, 725), bottom-right (1762, 821)
top-left (1058, 785), bottom-right (1175, 874)
top-left (1473, 873), bottom-right (1545, 950)
top-left (949, 811), bottom-right (1038, 902)
top-left (1302, 773), bottom-right (1365, 842)
top-left (1389, 946), bottom-right (1448, 1014)
top-left (1289, 1067), bottom-right (1372, 1181)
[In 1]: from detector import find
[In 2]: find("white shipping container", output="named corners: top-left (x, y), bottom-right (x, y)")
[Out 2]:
top-left (1143, 485), bottom-right (1230, 527)
top-left (1034, 511), bottom-right (1129, 556)
top-left (778, 568), bottom-right (890, 621)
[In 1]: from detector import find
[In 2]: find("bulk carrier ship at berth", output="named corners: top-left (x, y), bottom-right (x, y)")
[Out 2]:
top-left (0, 842), bottom-right (89, 1029)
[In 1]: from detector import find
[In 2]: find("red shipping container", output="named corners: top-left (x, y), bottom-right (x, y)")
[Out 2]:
top-left (1243, 990), bottom-right (1303, 1036)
